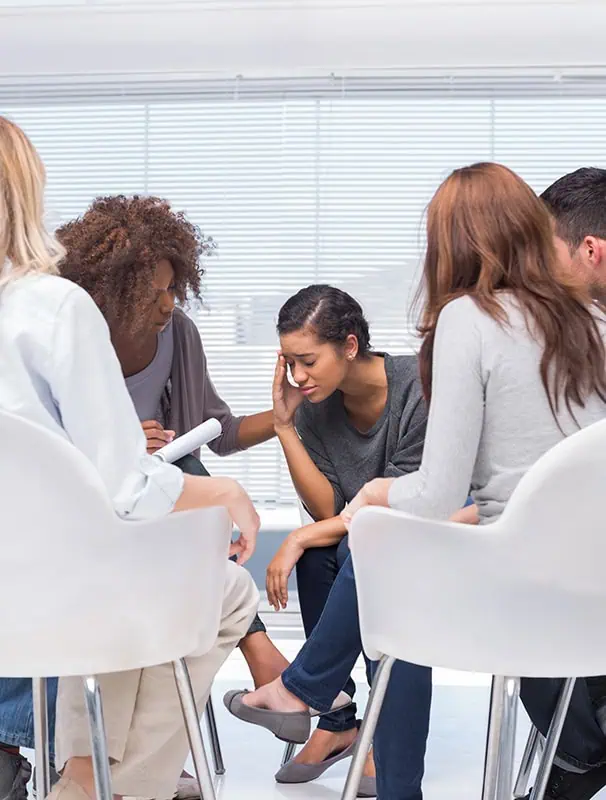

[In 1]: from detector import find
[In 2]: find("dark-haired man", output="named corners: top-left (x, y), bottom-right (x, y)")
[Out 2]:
top-left (520, 167), bottom-right (606, 800)
top-left (543, 167), bottom-right (606, 296)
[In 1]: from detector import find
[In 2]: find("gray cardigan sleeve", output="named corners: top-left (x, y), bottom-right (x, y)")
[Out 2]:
top-left (168, 309), bottom-right (244, 457)
top-left (388, 298), bottom-right (484, 519)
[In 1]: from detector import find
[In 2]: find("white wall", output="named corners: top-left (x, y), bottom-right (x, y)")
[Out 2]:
top-left (0, 0), bottom-right (605, 79)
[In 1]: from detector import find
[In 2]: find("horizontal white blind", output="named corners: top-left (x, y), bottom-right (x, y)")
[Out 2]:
top-left (5, 76), bottom-right (606, 504)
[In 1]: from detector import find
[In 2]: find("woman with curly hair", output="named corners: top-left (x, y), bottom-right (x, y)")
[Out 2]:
top-left (0, 194), bottom-right (287, 800)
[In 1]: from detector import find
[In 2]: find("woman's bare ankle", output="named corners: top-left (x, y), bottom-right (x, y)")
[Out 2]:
top-left (62, 758), bottom-right (96, 799)
top-left (242, 676), bottom-right (308, 712)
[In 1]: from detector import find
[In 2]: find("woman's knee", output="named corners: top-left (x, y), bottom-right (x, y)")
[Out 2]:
top-left (222, 561), bottom-right (260, 631)
top-left (296, 542), bottom-right (339, 584)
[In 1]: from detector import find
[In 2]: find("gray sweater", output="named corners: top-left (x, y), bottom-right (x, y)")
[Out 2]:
top-left (389, 294), bottom-right (606, 523)
top-left (296, 354), bottom-right (427, 517)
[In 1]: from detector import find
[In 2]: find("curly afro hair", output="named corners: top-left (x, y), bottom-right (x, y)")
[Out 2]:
top-left (57, 195), bottom-right (214, 336)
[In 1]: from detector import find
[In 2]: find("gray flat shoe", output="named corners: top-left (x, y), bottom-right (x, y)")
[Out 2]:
top-left (275, 740), bottom-right (377, 797)
top-left (275, 739), bottom-right (356, 783)
top-left (223, 689), bottom-right (352, 745)
top-left (358, 775), bottom-right (378, 797)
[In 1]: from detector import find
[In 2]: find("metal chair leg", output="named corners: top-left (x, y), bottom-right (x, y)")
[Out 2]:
top-left (204, 696), bottom-right (225, 776)
top-left (496, 677), bottom-right (520, 800)
top-left (530, 678), bottom-right (576, 800)
top-left (82, 676), bottom-right (113, 800)
top-left (173, 659), bottom-right (216, 800)
top-left (32, 678), bottom-right (51, 799)
top-left (514, 725), bottom-right (541, 798)
top-left (342, 655), bottom-right (395, 800)
top-left (281, 741), bottom-right (297, 767)
top-left (482, 676), bottom-right (507, 800)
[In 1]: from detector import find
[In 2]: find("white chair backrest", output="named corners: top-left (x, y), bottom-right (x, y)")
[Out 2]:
top-left (0, 410), bottom-right (231, 677)
top-left (349, 418), bottom-right (606, 677)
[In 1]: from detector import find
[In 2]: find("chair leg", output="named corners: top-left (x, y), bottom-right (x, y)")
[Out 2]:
top-left (341, 655), bottom-right (395, 800)
top-left (32, 678), bottom-right (51, 799)
top-left (281, 741), bottom-right (297, 767)
top-left (204, 696), bottom-right (225, 776)
top-left (496, 677), bottom-right (520, 800)
top-left (530, 678), bottom-right (576, 800)
top-left (173, 659), bottom-right (216, 800)
top-left (514, 725), bottom-right (541, 798)
top-left (82, 676), bottom-right (113, 800)
top-left (482, 676), bottom-right (508, 800)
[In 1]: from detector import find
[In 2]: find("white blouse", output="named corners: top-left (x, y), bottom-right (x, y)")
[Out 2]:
top-left (0, 273), bottom-right (184, 519)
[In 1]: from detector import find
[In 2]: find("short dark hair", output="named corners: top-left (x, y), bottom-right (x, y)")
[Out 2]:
top-left (277, 284), bottom-right (371, 357)
top-left (541, 167), bottom-right (606, 249)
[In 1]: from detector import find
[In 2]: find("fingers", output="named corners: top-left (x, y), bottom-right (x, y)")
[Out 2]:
top-left (273, 353), bottom-right (286, 389)
top-left (141, 420), bottom-right (175, 451)
top-left (341, 501), bottom-right (356, 529)
top-left (142, 420), bottom-right (163, 431)
top-left (266, 570), bottom-right (279, 612)
top-left (278, 571), bottom-right (288, 610)
top-left (266, 567), bottom-right (287, 611)
top-left (146, 438), bottom-right (168, 454)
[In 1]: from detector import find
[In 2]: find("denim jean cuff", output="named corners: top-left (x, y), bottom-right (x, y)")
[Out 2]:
top-left (0, 729), bottom-right (35, 753)
top-left (316, 710), bottom-right (359, 733)
top-left (282, 665), bottom-right (342, 712)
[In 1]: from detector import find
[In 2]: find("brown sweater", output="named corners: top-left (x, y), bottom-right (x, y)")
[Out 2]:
top-left (162, 308), bottom-right (243, 456)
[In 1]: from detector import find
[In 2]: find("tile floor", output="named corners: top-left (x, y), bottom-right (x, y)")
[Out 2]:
top-left (183, 611), bottom-right (533, 800)
top-left (24, 608), bottom-right (592, 800)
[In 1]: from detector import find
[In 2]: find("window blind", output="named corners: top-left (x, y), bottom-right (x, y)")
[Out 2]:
top-left (5, 74), bottom-right (606, 505)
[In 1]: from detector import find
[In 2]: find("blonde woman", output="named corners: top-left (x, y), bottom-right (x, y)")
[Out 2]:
top-left (0, 116), bottom-right (260, 800)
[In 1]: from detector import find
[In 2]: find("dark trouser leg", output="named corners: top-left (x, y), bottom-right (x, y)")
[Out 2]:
top-left (174, 454), bottom-right (266, 638)
top-left (521, 678), bottom-right (606, 771)
top-left (283, 554), bottom-right (432, 800)
top-left (295, 536), bottom-right (358, 732)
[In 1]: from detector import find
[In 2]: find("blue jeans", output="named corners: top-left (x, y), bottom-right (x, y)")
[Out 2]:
top-left (284, 550), bottom-right (432, 800)
top-left (0, 678), bottom-right (57, 755)
top-left (296, 535), bottom-right (371, 733)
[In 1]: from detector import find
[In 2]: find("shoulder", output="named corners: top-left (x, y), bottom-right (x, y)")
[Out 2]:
top-left (437, 295), bottom-right (483, 328)
top-left (173, 307), bottom-right (201, 336)
top-left (438, 293), bottom-right (523, 332)
top-left (172, 307), bottom-right (204, 349)
top-left (387, 353), bottom-right (421, 385)
top-left (386, 353), bottom-right (424, 404)
top-left (6, 274), bottom-right (100, 322)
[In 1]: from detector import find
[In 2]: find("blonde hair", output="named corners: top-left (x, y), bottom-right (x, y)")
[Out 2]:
top-left (0, 116), bottom-right (64, 289)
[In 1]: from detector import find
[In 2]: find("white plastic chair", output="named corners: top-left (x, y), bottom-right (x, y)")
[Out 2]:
top-left (156, 419), bottom-right (226, 777)
top-left (0, 410), bottom-right (232, 800)
top-left (345, 417), bottom-right (606, 800)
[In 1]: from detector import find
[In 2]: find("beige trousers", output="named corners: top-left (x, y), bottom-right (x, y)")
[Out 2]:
top-left (55, 562), bottom-right (259, 799)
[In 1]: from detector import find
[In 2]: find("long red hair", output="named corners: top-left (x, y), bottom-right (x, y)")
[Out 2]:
top-left (418, 162), bottom-right (606, 419)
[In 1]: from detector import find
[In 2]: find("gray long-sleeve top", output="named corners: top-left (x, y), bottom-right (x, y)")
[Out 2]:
top-left (389, 294), bottom-right (606, 523)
